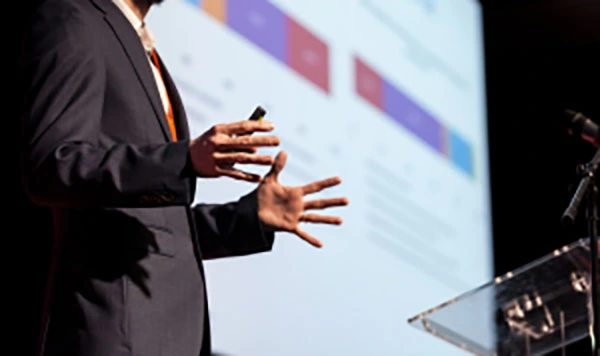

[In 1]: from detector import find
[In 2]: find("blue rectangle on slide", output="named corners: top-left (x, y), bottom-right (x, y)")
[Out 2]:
top-left (184, 0), bottom-right (201, 7)
top-left (226, 0), bottom-right (287, 63)
top-left (449, 130), bottom-right (473, 176)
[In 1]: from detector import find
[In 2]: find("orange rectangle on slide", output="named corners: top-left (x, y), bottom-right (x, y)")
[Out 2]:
top-left (287, 17), bottom-right (330, 94)
top-left (203, 0), bottom-right (226, 23)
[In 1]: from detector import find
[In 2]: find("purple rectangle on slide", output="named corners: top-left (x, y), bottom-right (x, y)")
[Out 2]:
top-left (226, 0), bottom-right (287, 63)
top-left (383, 81), bottom-right (442, 152)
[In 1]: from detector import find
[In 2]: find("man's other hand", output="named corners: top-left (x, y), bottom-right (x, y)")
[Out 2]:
top-left (257, 151), bottom-right (349, 248)
top-left (189, 120), bottom-right (280, 182)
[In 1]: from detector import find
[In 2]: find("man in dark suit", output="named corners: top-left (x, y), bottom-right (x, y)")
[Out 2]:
top-left (19, 0), bottom-right (348, 355)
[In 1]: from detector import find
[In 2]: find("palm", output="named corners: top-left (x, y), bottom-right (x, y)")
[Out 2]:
top-left (257, 151), bottom-right (348, 247)
top-left (258, 184), bottom-right (304, 231)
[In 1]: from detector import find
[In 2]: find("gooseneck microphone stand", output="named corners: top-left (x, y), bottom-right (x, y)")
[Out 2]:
top-left (562, 148), bottom-right (600, 355)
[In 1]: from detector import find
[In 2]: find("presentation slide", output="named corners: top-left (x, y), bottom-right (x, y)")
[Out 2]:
top-left (147, 0), bottom-right (492, 354)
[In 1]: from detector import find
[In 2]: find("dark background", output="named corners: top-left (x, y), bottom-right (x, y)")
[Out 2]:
top-left (484, 0), bottom-right (599, 354)
top-left (8, 0), bottom-right (600, 355)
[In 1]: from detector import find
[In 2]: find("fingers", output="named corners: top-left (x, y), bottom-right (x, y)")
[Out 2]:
top-left (293, 227), bottom-right (323, 248)
top-left (214, 120), bottom-right (274, 135)
top-left (216, 135), bottom-right (280, 150)
top-left (293, 210), bottom-right (345, 248)
top-left (299, 213), bottom-right (343, 225)
top-left (265, 151), bottom-right (287, 181)
top-left (232, 147), bottom-right (258, 154)
top-left (304, 197), bottom-right (349, 210)
top-left (301, 176), bottom-right (342, 195)
top-left (214, 152), bottom-right (274, 166)
top-left (215, 166), bottom-right (262, 182)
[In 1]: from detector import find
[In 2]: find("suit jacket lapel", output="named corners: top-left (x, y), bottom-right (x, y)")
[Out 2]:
top-left (152, 52), bottom-right (195, 196)
top-left (94, 0), bottom-right (173, 142)
top-left (155, 53), bottom-right (191, 141)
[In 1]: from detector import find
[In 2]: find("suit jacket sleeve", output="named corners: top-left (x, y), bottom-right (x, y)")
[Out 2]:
top-left (20, 8), bottom-right (193, 208)
top-left (193, 191), bottom-right (276, 259)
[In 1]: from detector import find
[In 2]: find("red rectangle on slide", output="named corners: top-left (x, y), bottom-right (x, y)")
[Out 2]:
top-left (354, 56), bottom-right (383, 110)
top-left (287, 17), bottom-right (330, 93)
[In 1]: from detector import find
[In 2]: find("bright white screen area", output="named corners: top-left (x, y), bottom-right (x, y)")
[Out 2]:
top-left (147, 0), bottom-right (492, 354)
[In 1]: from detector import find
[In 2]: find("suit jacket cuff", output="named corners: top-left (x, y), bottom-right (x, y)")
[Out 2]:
top-left (237, 190), bottom-right (275, 253)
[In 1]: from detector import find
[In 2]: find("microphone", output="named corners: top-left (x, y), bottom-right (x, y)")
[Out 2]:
top-left (564, 109), bottom-right (600, 147)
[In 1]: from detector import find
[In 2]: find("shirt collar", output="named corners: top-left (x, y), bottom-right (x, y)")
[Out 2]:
top-left (112, 0), bottom-right (156, 53)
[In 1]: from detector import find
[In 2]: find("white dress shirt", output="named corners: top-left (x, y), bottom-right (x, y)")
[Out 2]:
top-left (112, 0), bottom-right (171, 116)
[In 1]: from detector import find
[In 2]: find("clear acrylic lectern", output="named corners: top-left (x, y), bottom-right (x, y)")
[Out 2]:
top-left (408, 237), bottom-right (598, 356)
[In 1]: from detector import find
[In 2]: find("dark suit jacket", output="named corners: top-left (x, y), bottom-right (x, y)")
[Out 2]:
top-left (19, 0), bottom-right (275, 355)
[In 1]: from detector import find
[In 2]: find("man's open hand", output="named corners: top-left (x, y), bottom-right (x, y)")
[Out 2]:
top-left (189, 120), bottom-right (280, 182)
top-left (257, 151), bottom-right (349, 248)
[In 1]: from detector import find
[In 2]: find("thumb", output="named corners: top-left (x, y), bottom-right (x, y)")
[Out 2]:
top-left (265, 151), bottom-right (287, 181)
